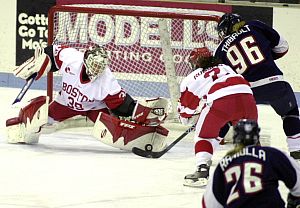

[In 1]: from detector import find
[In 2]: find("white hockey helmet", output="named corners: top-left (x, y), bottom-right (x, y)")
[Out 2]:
top-left (83, 45), bottom-right (109, 81)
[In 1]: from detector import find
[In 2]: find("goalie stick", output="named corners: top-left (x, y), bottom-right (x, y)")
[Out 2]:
top-left (12, 72), bottom-right (37, 105)
top-left (132, 125), bottom-right (195, 158)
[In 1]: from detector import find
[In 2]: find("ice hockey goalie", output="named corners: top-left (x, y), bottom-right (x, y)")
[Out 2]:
top-left (5, 45), bottom-right (170, 152)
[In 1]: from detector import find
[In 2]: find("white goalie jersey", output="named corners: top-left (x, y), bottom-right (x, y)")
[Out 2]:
top-left (52, 45), bottom-right (123, 111)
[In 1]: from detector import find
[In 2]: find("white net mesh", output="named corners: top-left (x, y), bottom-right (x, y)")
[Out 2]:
top-left (48, 4), bottom-right (221, 116)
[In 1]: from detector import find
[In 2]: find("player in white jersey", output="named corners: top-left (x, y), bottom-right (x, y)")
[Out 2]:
top-left (6, 45), bottom-right (169, 153)
top-left (177, 47), bottom-right (258, 187)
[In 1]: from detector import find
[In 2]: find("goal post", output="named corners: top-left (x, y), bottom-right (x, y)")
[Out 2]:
top-left (47, 4), bottom-right (221, 119)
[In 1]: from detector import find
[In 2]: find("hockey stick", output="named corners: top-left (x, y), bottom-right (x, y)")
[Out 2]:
top-left (132, 124), bottom-right (195, 158)
top-left (12, 72), bottom-right (37, 105)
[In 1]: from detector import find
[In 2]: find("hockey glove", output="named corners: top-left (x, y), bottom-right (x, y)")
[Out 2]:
top-left (132, 98), bottom-right (169, 126)
top-left (287, 193), bottom-right (300, 208)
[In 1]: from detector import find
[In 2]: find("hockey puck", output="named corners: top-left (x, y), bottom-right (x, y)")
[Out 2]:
top-left (145, 144), bottom-right (153, 151)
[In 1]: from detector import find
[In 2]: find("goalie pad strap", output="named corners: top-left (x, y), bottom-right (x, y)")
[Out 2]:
top-left (6, 117), bottom-right (21, 126)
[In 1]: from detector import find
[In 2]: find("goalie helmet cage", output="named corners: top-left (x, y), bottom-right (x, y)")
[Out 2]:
top-left (47, 4), bottom-right (221, 118)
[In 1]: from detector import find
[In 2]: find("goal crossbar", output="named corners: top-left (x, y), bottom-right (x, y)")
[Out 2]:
top-left (47, 4), bottom-right (221, 119)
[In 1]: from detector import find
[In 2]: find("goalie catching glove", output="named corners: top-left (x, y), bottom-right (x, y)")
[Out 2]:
top-left (112, 95), bottom-right (169, 126)
top-left (131, 97), bottom-right (169, 126)
top-left (13, 46), bottom-right (51, 80)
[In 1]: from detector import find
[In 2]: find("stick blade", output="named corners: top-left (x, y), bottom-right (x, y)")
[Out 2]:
top-left (12, 97), bottom-right (22, 105)
top-left (132, 147), bottom-right (166, 159)
top-left (132, 125), bottom-right (195, 159)
top-left (132, 147), bottom-right (154, 158)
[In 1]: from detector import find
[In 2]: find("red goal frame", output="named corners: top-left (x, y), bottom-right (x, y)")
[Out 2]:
top-left (47, 4), bottom-right (221, 102)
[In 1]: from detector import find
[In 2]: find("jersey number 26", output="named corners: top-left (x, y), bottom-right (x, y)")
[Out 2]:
top-left (225, 162), bottom-right (263, 205)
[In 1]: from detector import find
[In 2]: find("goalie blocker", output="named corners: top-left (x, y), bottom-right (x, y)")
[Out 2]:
top-left (93, 112), bottom-right (169, 152)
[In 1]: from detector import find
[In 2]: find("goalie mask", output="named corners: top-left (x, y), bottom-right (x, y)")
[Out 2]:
top-left (189, 47), bottom-right (214, 71)
top-left (217, 13), bottom-right (245, 40)
top-left (233, 119), bottom-right (260, 146)
top-left (83, 46), bottom-right (109, 81)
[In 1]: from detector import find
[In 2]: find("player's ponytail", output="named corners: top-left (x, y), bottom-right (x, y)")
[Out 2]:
top-left (226, 144), bottom-right (245, 156)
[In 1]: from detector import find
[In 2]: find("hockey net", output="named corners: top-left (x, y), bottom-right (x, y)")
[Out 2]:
top-left (48, 4), bottom-right (221, 119)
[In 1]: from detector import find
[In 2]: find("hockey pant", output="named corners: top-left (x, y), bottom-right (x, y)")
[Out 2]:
top-left (194, 93), bottom-right (258, 166)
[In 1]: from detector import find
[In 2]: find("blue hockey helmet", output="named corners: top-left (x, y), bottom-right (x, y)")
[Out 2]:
top-left (233, 119), bottom-right (260, 146)
top-left (217, 13), bottom-right (244, 39)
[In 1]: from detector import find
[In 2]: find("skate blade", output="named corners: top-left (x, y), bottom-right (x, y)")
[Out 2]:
top-left (183, 178), bottom-right (208, 188)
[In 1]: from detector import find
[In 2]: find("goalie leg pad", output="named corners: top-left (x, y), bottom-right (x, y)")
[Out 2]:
top-left (92, 112), bottom-right (169, 152)
top-left (132, 97), bottom-right (169, 125)
top-left (6, 96), bottom-right (49, 144)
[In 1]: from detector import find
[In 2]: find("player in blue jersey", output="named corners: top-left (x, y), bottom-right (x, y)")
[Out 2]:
top-left (214, 13), bottom-right (300, 160)
top-left (202, 119), bottom-right (300, 208)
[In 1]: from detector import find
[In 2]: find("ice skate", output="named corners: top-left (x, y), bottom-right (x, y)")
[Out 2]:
top-left (183, 163), bottom-right (210, 187)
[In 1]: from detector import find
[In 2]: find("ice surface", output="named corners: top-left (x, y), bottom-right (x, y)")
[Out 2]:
top-left (0, 87), bottom-right (290, 208)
